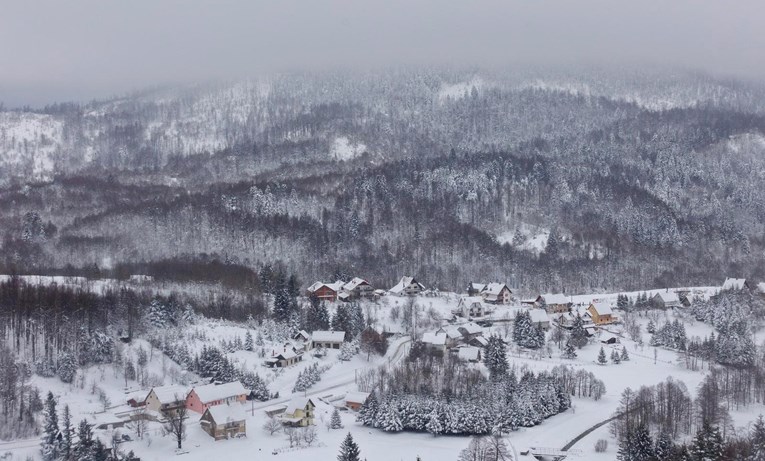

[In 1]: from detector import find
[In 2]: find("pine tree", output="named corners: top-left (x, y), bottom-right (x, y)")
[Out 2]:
top-left (749, 415), bottom-right (765, 461)
top-left (631, 424), bottom-right (655, 461)
top-left (655, 432), bottom-right (674, 460)
top-left (597, 347), bottom-right (608, 365)
top-left (58, 351), bottom-right (77, 383)
top-left (41, 392), bottom-right (59, 461)
top-left (75, 419), bottom-right (95, 461)
top-left (611, 349), bottom-right (621, 364)
top-left (621, 346), bottom-right (630, 361)
top-left (425, 407), bottom-right (443, 436)
top-left (484, 335), bottom-right (508, 380)
top-left (570, 314), bottom-right (588, 348)
top-left (61, 405), bottom-right (73, 461)
top-left (647, 319), bottom-right (656, 334)
top-left (244, 331), bottom-right (254, 351)
top-left (562, 341), bottom-right (577, 359)
top-left (338, 432), bottom-right (361, 461)
top-left (691, 422), bottom-right (723, 461)
top-left (330, 408), bottom-right (343, 429)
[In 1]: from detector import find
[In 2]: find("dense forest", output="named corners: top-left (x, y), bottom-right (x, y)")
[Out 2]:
top-left (2, 67), bottom-right (765, 295)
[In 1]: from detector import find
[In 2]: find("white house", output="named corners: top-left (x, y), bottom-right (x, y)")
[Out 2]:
top-left (342, 277), bottom-right (374, 299)
top-left (435, 325), bottom-right (464, 347)
top-left (457, 346), bottom-right (482, 363)
top-left (652, 291), bottom-right (682, 309)
top-left (454, 296), bottom-right (486, 318)
top-left (422, 332), bottom-right (447, 354)
top-left (311, 331), bottom-right (346, 349)
top-left (480, 283), bottom-right (512, 304)
top-left (536, 293), bottom-right (571, 313)
top-left (389, 276), bottom-right (425, 296)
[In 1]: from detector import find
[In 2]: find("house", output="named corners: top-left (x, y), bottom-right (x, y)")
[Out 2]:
top-left (601, 335), bottom-right (619, 345)
top-left (280, 398), bottom-right (315, 427)
top-left (293, 330), bottom-right (311, 343)
top-left (722, 278), bottom-right (750, 291)
top-left (265, 348), bottom-right (303, 368)
top-left (652, 291), bottom-right (682, 309)
top-left (435, 326), bottom-right (464, 347)
top-left (389, 276), bottom-right (425, 296)
top-left (536, 294), bottom-right (571, 314)
top-left (306, 281), bottom-right (344, 302)
top-left (454, 296), bottom-right (486, 318)
top-left (467, 282), bottom-right (486, 296)
top-left (457, 346), bottom-right (482, 363)
top-left (200, 404), bottom-right (247, 440)
top-left (587, 302), bottom-right (615, 325)
top-left (145, 385), bottom-right (190, 415)
top-left (421, 332), bottom-right (448, 355)
top-left (480, 283), bottom-right (513, 305)
top-left (311, 331), bottom-right (346, 349)
top-left (263, 403), bottom-right (288, 418)
top-left (342, 277), bottom-right (374, 299)
top-left (185, 381), bottom-right (248, 414)
top-left (556, 306), bottom-right (594, 329)
top-left (528, 309), bottom-right (551, 331)
top-left (457, 322), bottom-right (484, 341)
top-left (344, 392), bottom-right (371, 411)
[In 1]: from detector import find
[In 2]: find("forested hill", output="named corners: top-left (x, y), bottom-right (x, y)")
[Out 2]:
top-left (2, 67), bottom-right (765, 295)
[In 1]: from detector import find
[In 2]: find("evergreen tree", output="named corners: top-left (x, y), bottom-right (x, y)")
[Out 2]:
top-left (621, 346), bottom-right (630, 361)
top-left (690, 423), bottom-right (723, 461)
top-left (41, 392), bottom-right (59, 461)
top-left (655, 432), bottom-right (675, 460)
top-left (272, 272), bottom-right (293, 323)
top-left (330, 408), bottom-right (343, 429)
top-left (338, 432), bottom-right (361, 461)
top-left (749, 415), bottom-right (765, 461)
top-left (570, 314), bottom-right (588, 348)
top-left (562, 341), bottom-right (577, 359)
top-left (74, 419), bottom-right (96, 461)
top-left (305, 295), bottom-right (331, 332)
top-left (611, 349), bottom-right (621, 364)
top-left (598, 347), bottom-right (608, 365)
top-left (58, 351), bottom-right (77, 383)
top-left (61, 404), bottom-right (73, 461)
top-left (484, 335), bottom-right (508, 380)
top-left (244, 331), bottom-right (254, 351)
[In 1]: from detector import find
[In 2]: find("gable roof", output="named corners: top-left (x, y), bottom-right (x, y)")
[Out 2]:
top-left (345, 391), bottom-right (371, 405)
top-left (343, 277), bottom-right (370, 291)
top-left (482, 283), bottom-right (510, 296)
top-left (539, 293), bottom-right (570, 305)
top-left (205, 404), bottom-right (247, 424)
top-left (655, 291), bottom-right (679, 304)
top-left (723, 278), bottom-right (747, 290)
top-left (470, 336), bottom-right (490, 347)
top-left (458, 322), bottom-right (483, 335)
top-left (311, 330), bottom-right (346, 343)
top-left (285, 397), bottom-right (314, 415)
top-left (436, 326), bottom-right (463, 339)
top-left (149, 385), bottom-right (190, 404)
top-left (272, 348), bottom-right (299, 360)
top-left (389, 276), bottom-right (425, 294)
top-left (422, 332), bottom-right (447, 345)
top-left (308, 281), bottom-right (344, 293)
top-left (468, 282), bottom-right (486, 292)
top-left (588, 301), bottom-right (613, 315)
top-left (193, 381), bottom-right (247, 403)
top-left (528, 309), bottom-right (550, 323)
top-left (459, 296), bottom-right (484, 306)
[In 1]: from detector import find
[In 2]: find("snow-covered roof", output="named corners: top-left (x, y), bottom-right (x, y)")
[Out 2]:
top-left (528, 309), bottom-right (550, 323)
top-left (457, 347), bottom-right (481, 362)
top-left (588, 301), bottom-right (613, 315)
top-left (758, 282), bottom-right (765, 294)
top-left (343, 277), bottom-right (370, 291)
top-left (273, 348), bottom-right (299, 360)
top-left (294, 330), bottom-right (311, 341)
top-left (539, 293), bottom-right (570, 305)
top-left (422, 332), bottom-right (447, 345)
top-left (345, 391), bottom-right (371, 404)
top-left (192, 381), bottom-right (247, 403)
top-left (389, 276), bottom-right (424, 294)
top-left (149, 385), bottom-right (190, 404)
top-left (482, 283), bottom-right (510, 296)
top-left (308, 281), bottom-right (344, 293)
top-left (468, 282), bottom-right (486, 292)
top-left (458, 322), bottom-right (483, 335)
top-left (312, 330), bottom-right (346, 343)
top-left (285, 397), bottom-right (314, 415)
top-left (471, 336), bottom-right (489, 347)
top-left (655, 291), bottom-right (679, 304)
top-left (723, 278), bottom-right (747, 290)
top-left (205, 404), bottom-right (247, 424)
top-left (459, 296), bottom-right (484, 306)
top-left (437, 326), bottom-right (463, 339)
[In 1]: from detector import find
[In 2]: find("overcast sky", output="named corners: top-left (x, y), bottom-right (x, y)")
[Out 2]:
top-left (1, 0), bottom-right (764, 107)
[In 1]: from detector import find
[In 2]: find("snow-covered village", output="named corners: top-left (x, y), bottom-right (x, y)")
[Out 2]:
top-left (4, 2), bottom-right (765, 460)
top-left (0, 272), bottom-right (764, 461)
